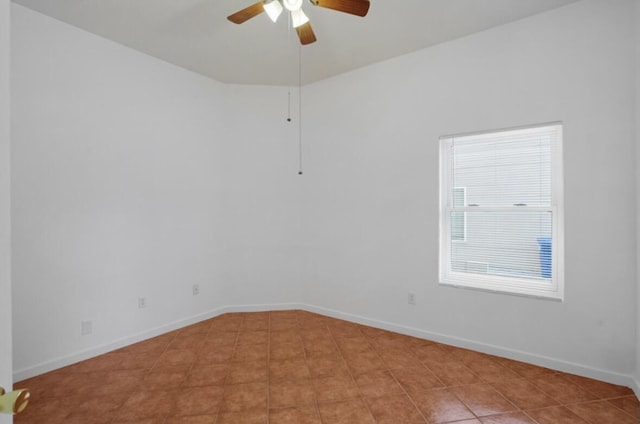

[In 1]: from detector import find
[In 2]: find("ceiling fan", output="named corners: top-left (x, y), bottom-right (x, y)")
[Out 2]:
top-left (227, 0), bottom-right (370, 45)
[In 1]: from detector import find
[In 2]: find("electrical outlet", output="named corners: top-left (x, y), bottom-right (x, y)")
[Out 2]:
top-left (192, 284), bottom-right (200, 296)
top-left (408, 292), bottom-right (416, 305)
top-left (81, 320), bottom-right (92, 335)
top-left (138, 297), bottom-right (147, 309)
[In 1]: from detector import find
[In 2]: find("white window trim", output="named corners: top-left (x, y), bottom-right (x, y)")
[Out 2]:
top-left (438, 123), bottom-right (565, 301)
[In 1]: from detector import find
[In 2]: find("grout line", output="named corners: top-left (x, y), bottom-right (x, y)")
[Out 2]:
top-left (266, 311), bottom-right (271, 424)
top-left (296, 312), bottom-right (325, 423)
top-left (365, 333), bottom-right (432, 424)
top-left (325, 321), bottom-right (378, 423)
top-left (213, 314), bottom-right (242, 424)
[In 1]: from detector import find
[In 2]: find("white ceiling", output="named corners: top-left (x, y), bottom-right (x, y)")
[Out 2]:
top-left (12, 0), bottom-right (581, 86)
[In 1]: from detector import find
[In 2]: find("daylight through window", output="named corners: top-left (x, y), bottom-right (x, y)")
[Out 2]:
top-left (439, 123), bottom-right (564, 300)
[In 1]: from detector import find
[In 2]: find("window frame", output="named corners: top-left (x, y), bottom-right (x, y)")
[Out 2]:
top-left (451, 187), bottom-right (467, 243)
top-left (438, 123), bottom-right (564, 300)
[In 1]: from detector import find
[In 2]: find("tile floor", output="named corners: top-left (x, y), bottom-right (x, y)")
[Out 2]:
top-left (14, 310), bottom-right (640, 424)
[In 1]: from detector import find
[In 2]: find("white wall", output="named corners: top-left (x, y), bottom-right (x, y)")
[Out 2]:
top-left (11, 4), bottom-right (303, 378)
top-left (302, 0), bottom-right (638, 381)
top-left (10, 0), bottom-right (640, 387)
top-left (0, 0), bottom-right (12, 422)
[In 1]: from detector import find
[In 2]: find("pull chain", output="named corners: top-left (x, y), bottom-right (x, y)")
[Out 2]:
top-left (298, 43), bottom-right (303, 175)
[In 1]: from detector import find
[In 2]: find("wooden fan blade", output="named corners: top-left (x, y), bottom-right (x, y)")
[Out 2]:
top-left (227, 1), bottom-right (265, 24)
top-left (311, 0), bottom-right (370, 17)
top-left (296, 22), bottom-right (317, 45)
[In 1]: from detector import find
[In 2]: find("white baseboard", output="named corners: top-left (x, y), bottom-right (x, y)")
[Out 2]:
top-left (301, 304), bottom-right (637, 390)
top-left (632, 374), bottom-right (640, 399)
top-left (14, 302), bottom-right (303, 382)
top-left (14, 301), bottom-right (638, 392)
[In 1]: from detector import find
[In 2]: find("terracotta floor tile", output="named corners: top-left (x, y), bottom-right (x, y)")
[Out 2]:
top-left (562, 374), bottom-right (634, 399)
top-left (226, 360), bottom-right (268, 384)
top-left (491, 377), bottom-right (559, 410)
top-left (270, 320), bottom-right (299, 331)
top-left (328, 323), bottom-right (365, 339)
top-left (479, 411), bottom-right (537, 423)
top-left (172, 385), bottom-right (225, 417)
top-left (372, 333), bottom-right (413, 351)
top-left (344, 349), bottom-right (386, 375)
top-left (379, 348), bottom-right (421, 369)
top-left (209, 318), bottom-right (240, 330)
top-left (116, 390), bottom-right (176, 421)
top-left (494, 358), bottom-right (554, 379)
top-left (312, 373), bottom-right (361, 403)
top-left (391, 366), bottom-right (445, 395)
top-left (412, 344), bottom-right (453, 365)
top-left (154, 348), bottom-right (198, 369)
top-left (304, 340), bottom-right (339, 356)
top-left (452, 348), bottom-right (492, 365)
top-left (15, 371), bottom-right (73, 401)
top-left (219, 382), bottom-right (268, 412)
top-left (453, 383), bottom-right (517, 417)
top-left (143, 365), bottom-right (191, 390)
top-left (15, 310), bottom-right (640, 424)
top-left (269, 323), bottom-right (299, 332)
top-left (428, 361), bottom-right (483, 386)
top-left (270, 341), bottom-right (305, 360)
top-left (269, 406), bottom-right (322, 424)
top-left (366, 394), bottom-right (428, 423)
top-left (524, 405), bottom-right (590, 424)
top-left (270, 330), bottom-right (302, 344)
top-left (240, 317), bottom-right (269, 331)
top-left (607, 395), bottom-right (640, 418)
top-left (169, 333), bottom-right (209, 350)
top-left (165, 414), bottom-right (217, 424)
top-left (411, 388), bottom-right (476, 423)
top-left (360, 326), bottom-right (391, 338)
top-left (216, 409), bottom-right (267, 423)
top-left (84, 369), bottom-right (146, 397)
top-left (66, 393), bottom-right (128, 420)
top-left (269, 379), bottom-right (316, 408)
top-left (336, 336), bottom-right (373, 354)
top-left (237, 330), bottom-right (268, 346)
top-left (301, 328), bottom-right (333, 342)
top-left (233, 343), bottom-right (268, 362)
top-left (61, 414), bottom-right (115, 424)
top-left (565, 400), bottom-right (638, 424)
top-left (204, 331), bottom-right (239, 346)
top-left (24, 371), bottom-right (93, 399)
top-left (466, 358), bottom-right (521, 383)
top-left (529, 373), bottom-right (598, 404)
top-left (14, 397), bottom-right (72, 424)
top-left (111, 419), bottom-right (166, 424)
top-left (198, 344), bottom-right (234, 363)
top-left (306, 353), bottom-right (349, 378)
top-left (317, 398), bottom-right (376, 424)
top-left (184, 363), bottom-right (229, 387)
top-left (354, 369), bottom-right (405, 398)
top-left (269, 358), bottom-right (311, 382)
top-left (179, 320), bottom-right (212, 336)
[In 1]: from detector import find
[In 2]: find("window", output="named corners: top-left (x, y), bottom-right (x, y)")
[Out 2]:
top-left (439, 123), bottom-right (564, 300)
top-left (451, 187), bottom-right (467, 242)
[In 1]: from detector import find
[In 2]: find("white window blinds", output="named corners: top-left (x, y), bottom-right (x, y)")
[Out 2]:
top-left (439, 123), bottom-right (564, 300)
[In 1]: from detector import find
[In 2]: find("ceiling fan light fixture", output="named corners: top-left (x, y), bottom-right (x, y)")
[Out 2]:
top-left (291, 8), bottom-right (309, 28)
top-left (263, 0), bottom-right (283, 22)
top-left (282, 0), bottom-right (303, 12)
